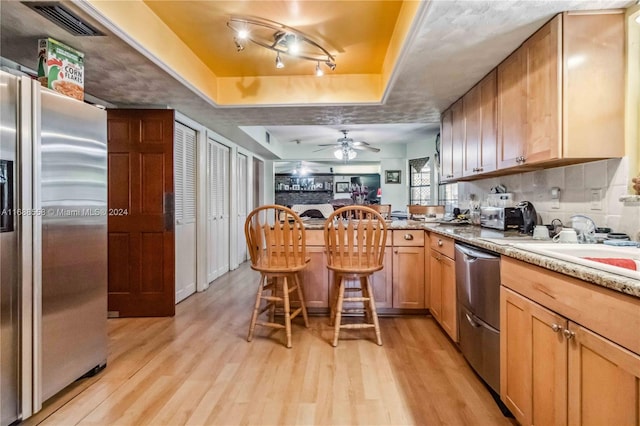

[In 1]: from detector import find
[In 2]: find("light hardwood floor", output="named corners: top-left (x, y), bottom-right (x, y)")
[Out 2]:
top-left (27, 262), bottom-right (514, 426)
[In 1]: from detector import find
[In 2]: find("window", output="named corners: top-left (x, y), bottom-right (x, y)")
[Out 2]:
top-left (409, 157), bottom-right (431, 205)
top-left (438, 183), bottom-right (458, 213)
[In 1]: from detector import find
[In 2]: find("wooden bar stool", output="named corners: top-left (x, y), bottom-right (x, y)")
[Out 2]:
top-left (244, 205), bottom-right (310, 348)
top-left (324, 206), bottom-right (388, 346)
top-left (369, 204), bottom-right (391, 219)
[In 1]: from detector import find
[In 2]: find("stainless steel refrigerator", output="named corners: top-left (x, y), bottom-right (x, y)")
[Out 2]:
top-left (0, 69), bottom-right (107, 425)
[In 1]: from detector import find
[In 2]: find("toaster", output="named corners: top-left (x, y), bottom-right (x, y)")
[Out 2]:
top-left (480, 206), bottom-right (523, 231)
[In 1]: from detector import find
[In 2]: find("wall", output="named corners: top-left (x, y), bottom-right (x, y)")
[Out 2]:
top-left (380, 158), bottom-right (407, 212)
top-left (457, 157), bottom-right (640, 241)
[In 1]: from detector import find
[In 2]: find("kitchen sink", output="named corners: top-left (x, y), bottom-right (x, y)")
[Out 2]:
top-left (511, 243), bottom-right (640, 280)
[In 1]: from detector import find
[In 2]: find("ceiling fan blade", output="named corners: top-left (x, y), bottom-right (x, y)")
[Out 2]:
top-left (351, 145), bottom-right (380, 152)
top-left (351, 141), bottom-right (370, 146)
top-left (317, 143), bottom-right (341, 147)
top-left (312, 146), bottom-right (334, 152)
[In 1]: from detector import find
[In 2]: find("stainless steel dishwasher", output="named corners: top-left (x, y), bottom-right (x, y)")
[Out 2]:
top-left (455, 243), bottom-right (501, 394)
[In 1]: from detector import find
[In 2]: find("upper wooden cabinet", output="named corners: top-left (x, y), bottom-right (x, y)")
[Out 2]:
top-left (441, 11), bottom-right (624, 182)
top-left (464, 70), bottom-right (497, 176)
top-left (440, 99), bottom-right (464, 182)
top-left (497, 12), bottom-right (624, 170)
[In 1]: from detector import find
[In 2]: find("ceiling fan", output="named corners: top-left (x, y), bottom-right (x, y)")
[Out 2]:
top-left (314, 130), bottom-right (380, 160)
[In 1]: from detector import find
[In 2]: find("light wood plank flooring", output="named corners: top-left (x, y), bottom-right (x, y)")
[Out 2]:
top-left (26, 262), bottom-right (514, 426)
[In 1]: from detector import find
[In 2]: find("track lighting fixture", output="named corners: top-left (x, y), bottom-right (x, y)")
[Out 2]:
top-left (275, 52), bottom-right (284, 69)
top-left (227, 16), bottom-right (337, 75)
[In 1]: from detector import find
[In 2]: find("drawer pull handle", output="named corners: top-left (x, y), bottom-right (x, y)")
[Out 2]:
top-left (437, 240), bottom-right (443, 247)
top-left (551, 323), bottom-right (563, 333)
top-left (562, 329), bottom-right (575, 340)
top-left (404, 234), bottom-right (414, 241)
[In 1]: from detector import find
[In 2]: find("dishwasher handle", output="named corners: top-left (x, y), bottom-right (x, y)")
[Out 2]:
top-left (455, 243), bottom-right (499, 260)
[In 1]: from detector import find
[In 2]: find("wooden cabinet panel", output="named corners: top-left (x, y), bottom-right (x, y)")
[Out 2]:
top-left (500, 287), bottom-right (568, 426)
top-left (463, 83), bottom-right (481, 177)
top-left (371, 247), bottom-right (393, 309)
top-left (497, 47), bottom-right (527, 169)
top-left (568, 322), bottom-right (640, 426)
top-left (479, 70), bottom-right (497, 174)
top-left (300, 246), bottom-right (329, 308)
top-left (429, 234), bottom-right (455, 259)
top-left (450, 100), bottom-right (465, 180)
top-left (305, 230), bottom-right (324, 246)
top-left (392, 229), bottom-right (424, 247)
top-left (429, 251), bottom-right (442, 322)
top-left (439, 255), bottom-right (457, 341)
top-left (440, 108), bottom-right (453, 181)
top-left (392, 246), bottom-right (425, 309)
top-left (523, 14), bottom-right (560, 165)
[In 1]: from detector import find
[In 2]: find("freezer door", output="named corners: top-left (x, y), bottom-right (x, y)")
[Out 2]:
top-left (39, 88), bottom-right (107, 402)
top-left (0, 71), bottom-right (20, 425)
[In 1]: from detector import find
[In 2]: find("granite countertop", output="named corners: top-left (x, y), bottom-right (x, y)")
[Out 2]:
top-left (303, 219), bottom-right (640, 298)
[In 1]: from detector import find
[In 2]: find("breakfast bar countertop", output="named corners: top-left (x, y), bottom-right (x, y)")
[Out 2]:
top-left (301, 218), bottom-right (640, 298)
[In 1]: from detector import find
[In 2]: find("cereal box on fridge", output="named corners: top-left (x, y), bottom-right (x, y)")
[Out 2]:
top-left (37, 38), bottom-right (84, 101)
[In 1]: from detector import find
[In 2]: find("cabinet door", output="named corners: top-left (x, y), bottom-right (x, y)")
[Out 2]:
top-left (523, 15), bottom-right (560, 165)
top-left (479, 69), bottom-right (497, 174)
top-left (451, 99), bottom-right (465, 180)
top-left (429, 252), bottom-right (442, 321)
top-left (568, 322), bottom-right (640, 426)
top-left (393, 246), bottom-right (425, 309)
top-left (497, 48), bottom-right (526, 169)
top-left (371, 247), bottom-right (393, 309)
top-left (500, 287), bottom-right (568, 426)
top-left (439, 255), bottom-right (457, 342)
top-left (463, 83), bottom-right (481, 177)
top-left (300, 246), bottom-right (329, 308)
top-left (440, 108), bottom-right (454, 181)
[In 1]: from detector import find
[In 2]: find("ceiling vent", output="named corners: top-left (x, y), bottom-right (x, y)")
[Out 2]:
top-left (22, 2), bottom-right (104, 36)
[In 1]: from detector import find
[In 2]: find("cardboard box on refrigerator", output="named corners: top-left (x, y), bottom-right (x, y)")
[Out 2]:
top-left (37, 38), bottom-right (84, 101)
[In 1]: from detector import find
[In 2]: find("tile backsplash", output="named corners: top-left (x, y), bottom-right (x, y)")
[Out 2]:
top-left (457, 157), bottom-right (640, 241)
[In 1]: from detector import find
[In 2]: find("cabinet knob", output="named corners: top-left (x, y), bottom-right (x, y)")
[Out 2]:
top-left (551, 323), bottom-right (563, 332)
top-left (477, 167), bottom-right (483, 172)
top-left (403, 234), bottom-right (414, 241)
top-left (394, 250), bottom-right (398, 254)
top-left (562, 329), bottom-right (575, 340)
top-left (437, 240), bottom-right (443, 247)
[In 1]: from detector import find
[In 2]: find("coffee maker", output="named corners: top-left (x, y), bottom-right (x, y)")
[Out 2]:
top-left (517, 201), bottom-right (538, 234)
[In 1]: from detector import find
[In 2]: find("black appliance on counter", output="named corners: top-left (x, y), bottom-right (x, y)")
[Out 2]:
top-left (517, 201), bottom-right (538, 234)
top-left (479, 206), bottom-right (523, 231)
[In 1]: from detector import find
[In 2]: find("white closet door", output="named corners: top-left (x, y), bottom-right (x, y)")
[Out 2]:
top-left (207, 140), bottom-right (218, 282)
top-left (217, 143), bottom-right (230, 276)
top-left (174, 122), bottom-right (197, 303)
top-left (236, 153), bottom-right (248, 263)
top-left (206, 138), bottom-right (230, 282)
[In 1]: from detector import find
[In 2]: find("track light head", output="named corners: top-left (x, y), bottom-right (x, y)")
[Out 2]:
top-left (315, 62), bottom-right (324, 77)
top-left (234, 38), bottom-right (245, 52)
top-left (275, 52), bottom-right (284, 69)
top-left (325, 60), bottom-right (336, 71)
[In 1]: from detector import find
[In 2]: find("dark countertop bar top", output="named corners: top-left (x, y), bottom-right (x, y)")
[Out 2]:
top-left (302, 219), bottom-right (640, 298)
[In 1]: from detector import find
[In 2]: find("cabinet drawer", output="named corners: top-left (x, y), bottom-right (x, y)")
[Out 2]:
top-left (430, 234), bottom-right (455, 258)
top-left (305, 230), bottom-right (324, 246)
top-left (393, 230), bottom-right (424, 247)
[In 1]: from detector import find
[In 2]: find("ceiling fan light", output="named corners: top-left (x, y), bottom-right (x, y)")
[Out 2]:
top-left (348, 149), bottom-right (357, 160)
top-left (333, 149), bottom-right (343, 160)
top-left (275, 52), bottom-right (284, 69)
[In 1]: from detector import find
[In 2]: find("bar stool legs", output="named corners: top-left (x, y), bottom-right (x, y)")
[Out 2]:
top-left (331, 273), bottom-right (382, 347)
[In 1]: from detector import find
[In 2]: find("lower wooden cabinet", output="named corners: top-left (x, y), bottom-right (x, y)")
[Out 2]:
top-left (428, 234), bottom-right (457, 341)
top-left (300, 245), bottom-right (329, 308)
top-left (392, 246), bottom-right (425, 309)
top-left (501, 286), bottom-right (640, 426)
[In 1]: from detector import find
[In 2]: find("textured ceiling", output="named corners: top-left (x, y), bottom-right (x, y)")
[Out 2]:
top-left (0, 0), bottom-right (633, 159)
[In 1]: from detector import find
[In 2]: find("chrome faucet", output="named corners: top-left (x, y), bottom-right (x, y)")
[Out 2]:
top-left (570, 214), bottom-right (597, 244)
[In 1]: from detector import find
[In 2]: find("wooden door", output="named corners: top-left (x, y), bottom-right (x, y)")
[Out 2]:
top-left (429, 252), bottom-right (442, 321)
top-left (500, 287), bottom-right (568, 426)
top-left (568, 322), bottom-right (640, 426)
top-left (440, 109), bottom-right (453, 181)
top-left (439, 255), bottom-right (457, 342)
top-left (479, 69), bottom-right (497, 174)
top-left (524, 15), bottom-right (560, 165)
top-left (392, 246), bottom-right (425, 309)
top-left (463, 82), bottom-right (481, 177)
top-left (206, 140), bottom-right (230, 282)
top-left (497, 48), bottom-right (527, 169)
top-left (450, 99), bottom-right (465, 179)
top-left (217, 143), bottom-right (230, 276)
top-left (107, 109), bottom-right (175, 317)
